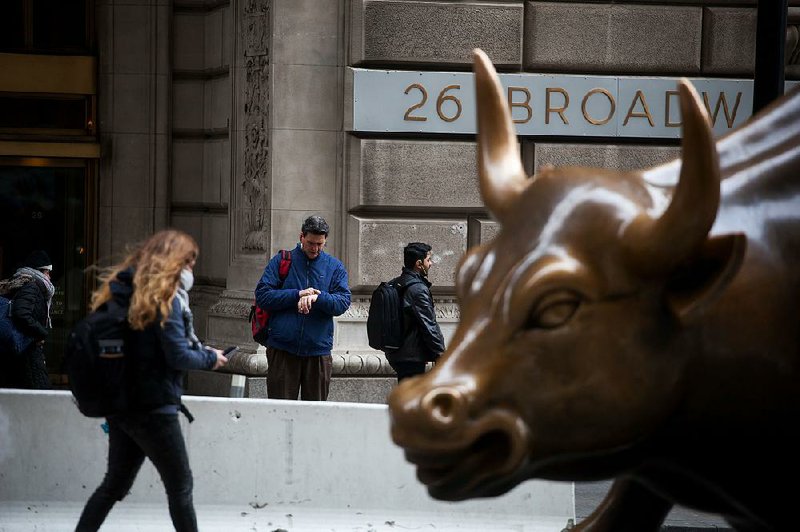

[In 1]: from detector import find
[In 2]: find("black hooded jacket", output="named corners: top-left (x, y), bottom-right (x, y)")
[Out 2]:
top-left (387, 268), bottom-right (446, 364)
top-left (11, 279), bottom-right (50, 340)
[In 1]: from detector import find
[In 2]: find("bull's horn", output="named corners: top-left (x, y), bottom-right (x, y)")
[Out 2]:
top-left (474, 49), bottom-right (528, 222)
top-left (624, 79), bottom-right (721, 275)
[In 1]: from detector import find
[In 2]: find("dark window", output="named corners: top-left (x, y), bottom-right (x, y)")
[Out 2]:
top-left (0, 95), bottom-right (88, 131)
top-left (32, 0), bottom-right (88, 51)
top-left (0, 0), bottom-right (92, 54)
top-left (0, 1), bottom-right (25, 50)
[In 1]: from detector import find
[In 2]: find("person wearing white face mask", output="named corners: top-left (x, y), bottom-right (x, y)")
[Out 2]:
top-left (76, 230), bottom-right (226, 532)
top-left (174, 260), bottom-right (201, 349)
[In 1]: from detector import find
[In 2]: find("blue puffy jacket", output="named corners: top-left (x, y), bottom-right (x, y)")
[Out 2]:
top-left (255, 244), bottom-right (351, 356)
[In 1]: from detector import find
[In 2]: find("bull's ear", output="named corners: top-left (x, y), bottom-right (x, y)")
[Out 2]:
top-left (665, 233), bottom-right (746, 320)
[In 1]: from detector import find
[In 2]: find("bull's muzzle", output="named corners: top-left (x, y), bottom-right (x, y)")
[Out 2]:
top-left (388, 377), bottom-right (531, 500)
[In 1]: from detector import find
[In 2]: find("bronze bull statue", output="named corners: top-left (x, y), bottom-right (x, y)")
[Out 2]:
top-left (388, 49), bottom-right (800, 531)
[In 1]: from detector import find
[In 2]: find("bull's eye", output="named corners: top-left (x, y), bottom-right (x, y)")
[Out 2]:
top-left (526, 291), bottom-right (581, 330)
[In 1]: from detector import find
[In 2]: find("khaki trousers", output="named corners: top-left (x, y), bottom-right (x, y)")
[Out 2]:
top-left (266, 346), bottom-right (332, 401)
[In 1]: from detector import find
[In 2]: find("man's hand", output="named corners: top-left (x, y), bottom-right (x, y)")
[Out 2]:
top-left (298, 287), bottom-right (321, 298)
top-left (298, 293), bottom-right (319, 314)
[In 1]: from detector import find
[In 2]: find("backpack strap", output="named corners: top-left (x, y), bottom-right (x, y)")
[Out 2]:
top-left (395, 277), bottom-right (423, 292)
top-left (180, 403), bottom-right (195, 423)
top-left (393, 278), bottom-right (424, 336)
top-left (394, 277), bottom-right (424, 309)
top-left (278, 249), bottom-right (292, 282)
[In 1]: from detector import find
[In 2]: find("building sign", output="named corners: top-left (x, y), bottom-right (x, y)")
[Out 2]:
top-left (351, 68), bottom-right (799, 138)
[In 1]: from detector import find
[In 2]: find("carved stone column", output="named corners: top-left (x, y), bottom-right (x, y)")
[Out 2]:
top-left (206, 0), bottom-right (361, 389)
top-left (205, 0), bottom-right (273, 359)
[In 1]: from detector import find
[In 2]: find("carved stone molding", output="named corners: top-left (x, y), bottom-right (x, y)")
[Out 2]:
top-left (341, 301), bottom-right (461, 321)
top-left (219, 350), bottom-right (398, 376)
top-left (341, 301), bottom-right (370, 319)
top-left (230, 296), bottom-right (463, 321)
top-left (223, 350), bottom-right (269, 375)
top-left (333, 351), bottom-right (396, 376)
top-left (209, 298), bottom-right (252, 319)
top-left (241, 0), bottom-right (271, 251)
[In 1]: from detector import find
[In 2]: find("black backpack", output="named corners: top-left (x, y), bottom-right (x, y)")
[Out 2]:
top-left (0, 295), bottom-right (33, 356)
top-left (64, 299), bottom-right (131, 417)
top-left (367, 277), bottom-right (421, 352)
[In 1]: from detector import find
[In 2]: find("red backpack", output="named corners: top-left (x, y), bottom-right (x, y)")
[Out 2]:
top-left (249, 250), bottom-right (291, 346)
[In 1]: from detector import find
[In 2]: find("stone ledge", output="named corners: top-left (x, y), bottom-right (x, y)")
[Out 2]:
top-left (214, 349), bottom-right (401, 376)
top-left (188, 371), bottom-right (397, 403)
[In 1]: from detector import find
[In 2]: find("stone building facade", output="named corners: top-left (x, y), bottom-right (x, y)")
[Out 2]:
top-left (2, 0), bottom-right (799, 399)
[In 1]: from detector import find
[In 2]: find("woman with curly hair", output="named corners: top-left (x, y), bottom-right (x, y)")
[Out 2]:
top-left (76, 229), bottom-right (227, 532)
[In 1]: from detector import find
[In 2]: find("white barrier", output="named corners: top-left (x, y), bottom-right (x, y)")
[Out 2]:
top-left (0, 390), bottom-right (574, 531)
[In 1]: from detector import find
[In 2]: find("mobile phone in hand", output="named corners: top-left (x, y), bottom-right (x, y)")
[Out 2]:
top-left (223, 346), bottom-right (239, 356)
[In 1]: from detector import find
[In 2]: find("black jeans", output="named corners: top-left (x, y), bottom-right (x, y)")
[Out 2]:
top-left (76, 413), bottom-right (197, 532)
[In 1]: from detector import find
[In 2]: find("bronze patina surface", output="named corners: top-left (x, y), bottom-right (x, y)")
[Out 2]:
top-left (388, 49), bottom-right (800, 531)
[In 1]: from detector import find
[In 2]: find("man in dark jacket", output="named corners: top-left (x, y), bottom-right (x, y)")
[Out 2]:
top-left (387, 242), bottom-right (446, 382)
top-left (0, 250), bottom-right (54, 389)
top-left (255, 215), bottom-right (351, 400)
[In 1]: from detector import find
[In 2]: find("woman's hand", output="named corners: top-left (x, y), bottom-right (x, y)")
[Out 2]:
top-left (209, 348), bottom-right (228, 370)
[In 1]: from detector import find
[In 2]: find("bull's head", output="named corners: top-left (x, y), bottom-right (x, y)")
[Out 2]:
top-left (388, 49), bottom-right (746, 501)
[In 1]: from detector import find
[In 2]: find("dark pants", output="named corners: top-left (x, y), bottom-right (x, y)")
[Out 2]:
top-left (0, 342), bottom-right (50, 389)
top-left (76, 413), bottom-right (197, 532)
top-left (391, 361), bottom-right (427, 383)
top-left (266, 346), bottom-right (332, 400)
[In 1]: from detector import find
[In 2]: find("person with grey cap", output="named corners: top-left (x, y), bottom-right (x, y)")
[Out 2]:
top-left (0, 250), bottom-right (55, 389)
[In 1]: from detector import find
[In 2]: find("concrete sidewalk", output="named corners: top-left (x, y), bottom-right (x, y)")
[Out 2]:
top-left (0, 502), bottom-right (570, 531)
top-left (575, 481), bottom-right (733, 531)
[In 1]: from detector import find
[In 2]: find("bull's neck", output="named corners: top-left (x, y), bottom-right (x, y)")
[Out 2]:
top-left (717, 88), bottom-right (800, 204)
top-left (702, 89), bottom-right (800, 251)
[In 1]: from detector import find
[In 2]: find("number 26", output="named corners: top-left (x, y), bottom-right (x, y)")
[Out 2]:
top-left (403, 84), bottom-right (462, 123)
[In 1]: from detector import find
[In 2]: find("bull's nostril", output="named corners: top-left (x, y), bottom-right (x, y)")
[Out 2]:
top-left (421, 387), bottom-right (464, 426)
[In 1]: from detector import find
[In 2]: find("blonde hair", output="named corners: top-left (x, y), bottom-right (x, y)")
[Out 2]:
top-left (91, 229), bottom-right (199, 330)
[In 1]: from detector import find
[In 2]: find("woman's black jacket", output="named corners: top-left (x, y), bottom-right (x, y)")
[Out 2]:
top-left (112, 269), bottom-right (216, 412)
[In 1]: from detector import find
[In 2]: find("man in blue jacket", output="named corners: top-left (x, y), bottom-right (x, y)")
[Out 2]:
top-left (255, 215), bottom-right (351, 400)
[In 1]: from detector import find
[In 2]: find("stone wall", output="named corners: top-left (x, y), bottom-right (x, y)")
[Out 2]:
top-left (96, 0), bottom-right (171, 261)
